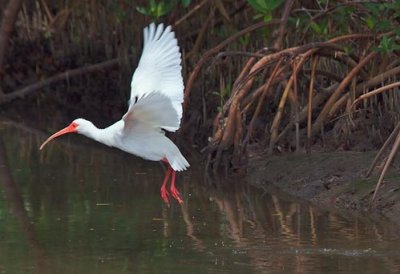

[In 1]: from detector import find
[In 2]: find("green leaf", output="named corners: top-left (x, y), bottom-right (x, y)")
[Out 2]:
top-left (267, 0), bottom-right (284, 10)
top-left (263, 14), bottom-right (272, 22)
top-left (256, 0), bottom-right (268, 10)
top-left (373, 46), bottom-right (386, 53)
top-left (365, 16), bottom-right (375, 30)
top-left (247, 0), bottom-right (268, 13)
top-left (376, 20), bottom-right (392, 32)
top-left (380, 36), bottom-right (389, 49)
top-left (239, 33), bottom-right (250, 46)
top-left (136, 6), bottom-right (149, 15)
top-left (392, 44), bottom-right (400, 51)
top-left (376, 35), bottom-right (400, 53)
top-left (248, 0), bottom-right (283, 13)
top-left (181, 0), bottom-right (191, 7)
top-left (310, 21), bottom-right (321, 34)
top-left (136, 0), bottom-right (178, 19)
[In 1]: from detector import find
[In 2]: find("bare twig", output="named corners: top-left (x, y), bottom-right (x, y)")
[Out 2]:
top-left (349, 81), bottom-right (400, 123)
top-left (272, 0), bottom-right (295, 50)
top-left (327, 66), bottom-right (400, 118)
top-left (245, 59), bottom-right (283, 144)
top-left (173, 0), bottom-right (210, 27)
top-left (307, 55), bottom-right (319, 152)
top-left (0, 57), bottom-right (125, 104)
top-left (210, 51), bottom-right (265, 67)
top-left (186, 5), bottom-right (215, 59)
top-left (366, 122), bottom-right (400, 177)
top-left (183, 20), bottom-right (281, 111)
top-left (351, 81), bottom-right (400, 110)
top-left (312, 51), bottom-right (378, 135)
top-left (0, 0), bottom-right (23, 95)
top-left (371, 124), bottom-right (400, 203)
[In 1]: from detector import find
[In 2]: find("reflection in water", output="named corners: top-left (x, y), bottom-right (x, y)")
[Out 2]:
top-left (1, 121), bottom-right (400, 273)
top-left (0, 137), bottom-right (46, 273)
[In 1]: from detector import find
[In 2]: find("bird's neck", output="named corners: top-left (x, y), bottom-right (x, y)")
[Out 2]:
top-left (79, 120), bottom-right (123, 147)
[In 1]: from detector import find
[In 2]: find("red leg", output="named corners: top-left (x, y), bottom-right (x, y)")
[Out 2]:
top-left (170, 168), bottom-right (183, 204)
top-left (161, 168), bottom-right (171, 206)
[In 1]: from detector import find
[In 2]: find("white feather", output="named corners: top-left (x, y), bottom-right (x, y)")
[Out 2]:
top-left (118, 124), bottom-right (189, 171)
top-left (119, 92), bottom-right (189, 171)
top-left (123, 92), bottom-right (179, 132)
top-left (130, 23), bottom-right (184, 125)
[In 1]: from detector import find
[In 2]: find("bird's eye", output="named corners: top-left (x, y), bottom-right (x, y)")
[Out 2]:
top-left (71, 122), bottom-right (78, 128)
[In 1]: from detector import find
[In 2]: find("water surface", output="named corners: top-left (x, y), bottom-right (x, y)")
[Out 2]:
top-left (1, 121), bottom-right (400, 273)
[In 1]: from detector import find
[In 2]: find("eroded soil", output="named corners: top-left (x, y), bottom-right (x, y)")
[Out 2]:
top-left (248, 151), bottom-right (400, 224)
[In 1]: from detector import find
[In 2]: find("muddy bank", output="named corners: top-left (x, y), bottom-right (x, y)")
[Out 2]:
top-left (247, 151), bottom-right (400, 224)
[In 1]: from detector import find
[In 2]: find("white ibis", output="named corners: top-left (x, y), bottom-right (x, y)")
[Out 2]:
top-left (40, 23), bottom-right (189, 206)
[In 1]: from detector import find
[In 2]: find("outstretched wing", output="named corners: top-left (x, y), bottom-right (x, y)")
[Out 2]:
top-left (129, 23), bottom-right (184, 128)
top-left (123, 92), bottom-right (179, 132)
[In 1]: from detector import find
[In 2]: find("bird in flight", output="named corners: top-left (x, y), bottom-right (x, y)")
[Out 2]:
top-left (40, 23), bottom-right (189, 206)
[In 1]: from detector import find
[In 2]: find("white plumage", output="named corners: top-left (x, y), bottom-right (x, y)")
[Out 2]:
top-left (121, 91), bottom-right (189, 171)
top-left (130, 23), bottom-right (184, 126)
top-left (40, 23), bottom-right (189, 205)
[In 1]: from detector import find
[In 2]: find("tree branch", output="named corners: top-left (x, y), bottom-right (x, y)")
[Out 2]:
top-left (0, 0), bottom-right (23, 95)
top-left (0, 58), bottom-right (124, 104)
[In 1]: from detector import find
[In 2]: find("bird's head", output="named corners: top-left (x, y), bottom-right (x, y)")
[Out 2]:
top-left (39, 118), bottom-right (94, 150)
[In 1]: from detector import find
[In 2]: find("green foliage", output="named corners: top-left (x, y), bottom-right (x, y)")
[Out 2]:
top-left (247, 0), bottom-right (285, 22)
top-left (136, 0), bottom-right (174, 19)
top-left (181, 0), bottom-right (191, 7)
top-left (239, 33), bottom-right (250, 47)
top-left (310, 19), bottom-right (328, 36)
top-left (284, 1), bottom-right (400, 41)
top-left (112, 2), bottom-right (127, 23)
top-left (136, 0), bottom-right (191, 20)
top-left (212, 83), bottom-right (232, 112)
top-left (332, 6), bottom-right (355, 34)
top-left (358, 2), bottom-right (400, 54)
top-left (375, 34), bottom-right (400, 54)
top-left (362, 1), bottom-right (400, 32)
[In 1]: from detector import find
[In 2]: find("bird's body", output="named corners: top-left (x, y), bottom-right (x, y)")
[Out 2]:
top-left (40, 23), bottom-right (189, 205)
top-left (73, 116), bottom-right (188, 171)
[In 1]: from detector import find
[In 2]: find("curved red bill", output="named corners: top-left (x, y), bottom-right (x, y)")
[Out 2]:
top-left (39, 123), bottom-right (77, 150)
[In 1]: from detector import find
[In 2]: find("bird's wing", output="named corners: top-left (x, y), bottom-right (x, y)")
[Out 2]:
top-left (123, 91), bottom-right (179, 134)
top-left (129, 23), bottom-right (184, 128)
top-left (121, 92), bottom-right (189, 171)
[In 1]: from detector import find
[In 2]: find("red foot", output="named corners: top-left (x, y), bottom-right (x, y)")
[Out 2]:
top-left (161, 185), bottom-right (170, 207)
top-left (161, 167), bottom-right (172, 207)
top-left (170, 170), bottom-right (183, 204)
top-left (170, 187), bottom-right (183, 204)
top-left (160, 162), bottom-right (184, 205)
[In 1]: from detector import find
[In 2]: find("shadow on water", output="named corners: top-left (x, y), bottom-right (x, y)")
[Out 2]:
top-left (1, 120), bottom-right (400, 273)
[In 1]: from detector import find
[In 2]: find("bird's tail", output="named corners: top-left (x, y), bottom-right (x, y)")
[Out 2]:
top-left (166, 143), bottom-right (189, 172)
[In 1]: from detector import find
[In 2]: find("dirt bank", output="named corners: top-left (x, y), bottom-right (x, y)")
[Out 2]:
top-left (247, 151), bottom-right (400, 224)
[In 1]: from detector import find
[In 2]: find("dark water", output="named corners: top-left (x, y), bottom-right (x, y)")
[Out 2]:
top-left (1, 121), bottom-right (400, 274)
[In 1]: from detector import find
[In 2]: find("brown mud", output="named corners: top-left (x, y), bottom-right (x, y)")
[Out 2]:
top-left (247, 151), bottom-right (400, 224)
